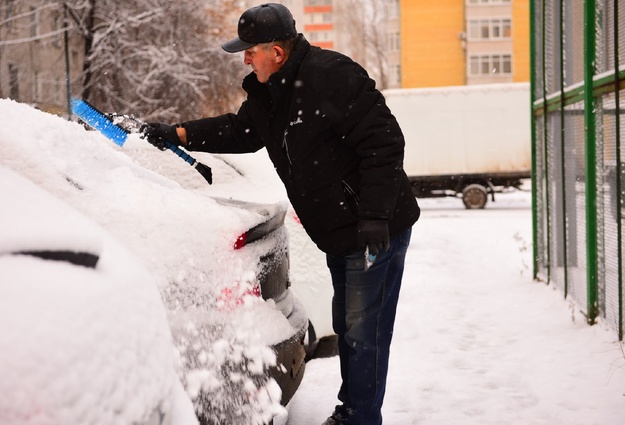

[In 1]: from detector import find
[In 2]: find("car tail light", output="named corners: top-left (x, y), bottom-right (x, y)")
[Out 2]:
top-left (233, 232), bottom-right (248, 250)
top-left (232, 208), bottom-right (286, 250)
top-left (212, 198), bottom-right (286, 250)
top-left (219, 283), bottom-right (261, 309)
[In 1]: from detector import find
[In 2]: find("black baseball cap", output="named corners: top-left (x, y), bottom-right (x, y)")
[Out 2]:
top-left (221, 3), bottom-right (297, 53)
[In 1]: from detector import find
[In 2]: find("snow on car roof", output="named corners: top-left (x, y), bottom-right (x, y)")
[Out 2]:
top-left (0, 167), bottom-right (178, 424)
top-left (0, 167), bottom-right (103, 256)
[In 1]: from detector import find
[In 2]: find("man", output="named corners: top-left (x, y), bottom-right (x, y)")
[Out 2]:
top-left (142, 4), bottom-right (420, 424)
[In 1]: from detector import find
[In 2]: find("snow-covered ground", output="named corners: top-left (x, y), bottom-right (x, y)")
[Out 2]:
top-left (278, 192), bottom-right (625, 425)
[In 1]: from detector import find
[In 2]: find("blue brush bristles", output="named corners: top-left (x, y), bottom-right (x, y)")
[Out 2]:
top-left (71, 98), bottom-right (128, 147)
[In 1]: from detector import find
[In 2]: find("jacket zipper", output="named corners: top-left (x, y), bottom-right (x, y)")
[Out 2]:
top-left (282, 128), bottom-right (292, 174)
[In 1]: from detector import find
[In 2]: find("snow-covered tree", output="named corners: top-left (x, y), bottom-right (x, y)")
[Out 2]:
top-left (62, 0), bottom-right (246, 122)
top-left (336, 0), bottom-right (389, 89)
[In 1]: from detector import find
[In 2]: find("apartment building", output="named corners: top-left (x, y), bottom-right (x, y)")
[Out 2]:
top-left (386, 0), bottom-right (402, 88)
top-left (0, 2), bottom-right (84, 115)
top-left (387, 0), bottom-right (530, 88)
top-left (246, 0), bottom-right (358, 56)
top-left (301, 0), bottom-right (334, 49)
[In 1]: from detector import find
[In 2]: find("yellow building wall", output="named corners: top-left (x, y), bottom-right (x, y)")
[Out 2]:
top-left (400, 0), bottom-right (530, 87)
top-left (401, 0), bottom-right (465, 88)
top-left (512, 0), bottom-right (530, 82)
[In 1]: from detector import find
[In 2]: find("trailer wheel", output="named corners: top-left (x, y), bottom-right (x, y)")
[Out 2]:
top-left (462, 184), bottom-right (488, 209)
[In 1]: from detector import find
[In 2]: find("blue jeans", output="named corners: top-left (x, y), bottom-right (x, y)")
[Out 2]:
top-left (326, 228), bottom-right (412, 425)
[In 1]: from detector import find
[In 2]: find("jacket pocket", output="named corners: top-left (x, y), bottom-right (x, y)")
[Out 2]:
top-left (291, 180), bottom-right (358, 235)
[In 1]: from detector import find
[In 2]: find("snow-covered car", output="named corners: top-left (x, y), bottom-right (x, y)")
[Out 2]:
top-left (283, 211), bottom-right (335, 358)
top-left (0, 99), bottom-right (307, 425)
top-left (0, 166), bottom-right (198, 425)
top-left (191, 150), bottom-right (337, 359)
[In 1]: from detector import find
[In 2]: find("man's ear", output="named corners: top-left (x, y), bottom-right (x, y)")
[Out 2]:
top-left (273, 45), bottom-right (286, 64)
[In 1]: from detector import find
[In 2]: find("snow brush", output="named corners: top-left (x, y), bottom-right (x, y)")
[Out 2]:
top-left (71, 98), bottom-right (212, 185)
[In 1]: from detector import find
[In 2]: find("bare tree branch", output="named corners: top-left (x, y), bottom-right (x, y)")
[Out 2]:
top-left (56, 0), bottom-right (245, 121)
top-left (335, 0), bottom-right (389, 89)
top-left (0, 26), bottom-right (70, 45)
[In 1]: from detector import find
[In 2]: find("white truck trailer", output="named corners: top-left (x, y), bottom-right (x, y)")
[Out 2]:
top-left (383, 82), bottom-right (531, 208)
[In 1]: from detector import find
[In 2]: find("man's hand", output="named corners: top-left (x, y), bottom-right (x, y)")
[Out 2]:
top-left (140, 122), bottom-right (182, 151)
top-left (357, 219), bottom-right (390, 256)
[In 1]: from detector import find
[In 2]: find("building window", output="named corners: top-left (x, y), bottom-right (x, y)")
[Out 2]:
top-left (469, 54), bottom-right (512, 76)
top-left (56, 76), bottom-right (63, 102)
top-left (33, 71), bottom-right (39, 101)
top-left (305, 13), bottom-right (333, 25)
top-left (387, 0), bottom-right (400, 19)
top-left (30, 7), bottom-right (39, 38)
top-left (309, 31), bottom-right (332, 42)
top-left (393, 64), bottom-right (401, 85)
top-left (9, 63), bottom-right (20, 101)
top-left (6, 0), bottom-right (16, 32)
top-left (304, 0), bottom-right (332, 5)
top-left (467, 0), bottom-right (511, 4)
top-left (492, 19), bottom-right (512, 38)
top-left (387, 31), bottom-right (400, 52)
top-left (480, 20), bottom-right (489, 38)
top-left (468, 18), bottom-right (511, 40)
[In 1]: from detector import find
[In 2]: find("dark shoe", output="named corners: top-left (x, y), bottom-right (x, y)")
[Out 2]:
top-left (322, 407), bottom-right (349, 425)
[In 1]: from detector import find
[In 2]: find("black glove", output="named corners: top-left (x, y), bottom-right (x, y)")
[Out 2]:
top-left (140, 122), bottom-right (181, 151)
top-left (357, 219), bottom-right (390, 256)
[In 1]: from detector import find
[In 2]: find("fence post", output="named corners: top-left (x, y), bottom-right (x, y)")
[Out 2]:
top-left (530, 0), bottom-right (538, 280)
top-left (584, 0), bottom-right (599, 325)
top-left (613, 0), bottom-right (623, 341)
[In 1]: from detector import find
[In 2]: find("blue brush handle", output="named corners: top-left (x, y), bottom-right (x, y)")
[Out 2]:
top-left (163, 139), bottom-right (212, 184)
top-left (165, 140), bottom-right (195, 166)
top-left (162, 139), bottom-right (212, 184)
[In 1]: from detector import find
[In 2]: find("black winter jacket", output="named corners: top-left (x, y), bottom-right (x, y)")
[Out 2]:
top-left (182, 36), bottom-right (420, 256)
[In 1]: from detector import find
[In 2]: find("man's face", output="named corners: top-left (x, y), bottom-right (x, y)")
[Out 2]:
top-left (243, 45), bottom-right (282, 83)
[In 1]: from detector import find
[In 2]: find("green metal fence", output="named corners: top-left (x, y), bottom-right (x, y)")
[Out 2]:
top-left (531, 0), bottom-right (624, 340)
